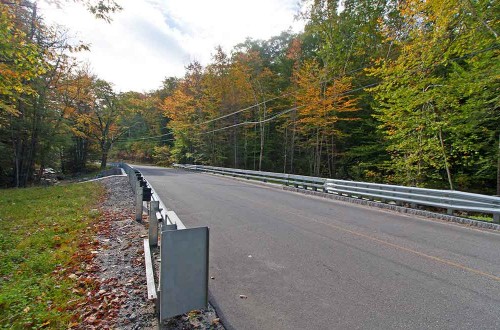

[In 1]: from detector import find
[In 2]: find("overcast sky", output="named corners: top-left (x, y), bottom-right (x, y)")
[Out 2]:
top-left (38, 0), bottom-right (305, 92)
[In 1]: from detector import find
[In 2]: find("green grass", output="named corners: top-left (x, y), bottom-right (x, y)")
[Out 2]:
top-left (468, 215), bottom-right (493, 223)
top-left (0, 183), bottom-right (104, 329)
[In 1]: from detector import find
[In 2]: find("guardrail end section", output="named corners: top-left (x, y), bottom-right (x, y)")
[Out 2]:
top-left (143, 239), bottom-right (157, 300)
top-left (160, 226), bottom-right (209, 321)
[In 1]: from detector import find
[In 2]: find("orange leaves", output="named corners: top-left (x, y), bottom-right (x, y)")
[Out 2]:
top-left (292, 59), bottom-right (359, 135)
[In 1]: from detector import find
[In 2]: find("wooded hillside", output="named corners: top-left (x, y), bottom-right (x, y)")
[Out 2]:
top-left (1, 0), bottom-right (498, 194)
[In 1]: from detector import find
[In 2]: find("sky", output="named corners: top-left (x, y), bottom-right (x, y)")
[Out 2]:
top-left (38, 0), bottom-right (305, 93)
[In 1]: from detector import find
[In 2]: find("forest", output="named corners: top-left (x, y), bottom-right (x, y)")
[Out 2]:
top-left (1, 0), bottom-right (499, 194)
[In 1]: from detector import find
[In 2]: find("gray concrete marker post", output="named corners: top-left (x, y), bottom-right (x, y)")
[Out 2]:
top-left (135, 180), bottom-right (143, 221)
top-left (149, 201), bottom-right (159, 247)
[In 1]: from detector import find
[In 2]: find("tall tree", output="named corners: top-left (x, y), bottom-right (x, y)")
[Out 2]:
top-left (369, 0), bottom-right (499, 190)
top-left (86, 79), bottom-right (135, 169)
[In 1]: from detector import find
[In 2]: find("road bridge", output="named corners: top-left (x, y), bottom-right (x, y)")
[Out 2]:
top-left (135, 165), bottom-right (500, 330)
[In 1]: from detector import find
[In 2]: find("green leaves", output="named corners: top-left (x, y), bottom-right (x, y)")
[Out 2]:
top-left (369, 0), bottom-right (499, 190)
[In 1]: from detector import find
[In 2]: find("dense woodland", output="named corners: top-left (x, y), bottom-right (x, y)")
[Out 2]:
top-left (1, 0), bottom-right (499, 194)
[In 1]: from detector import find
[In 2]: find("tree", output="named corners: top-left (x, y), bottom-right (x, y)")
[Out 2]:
top-left (369, 0), bottom-right (499, 191)
top-left (86, 79), bottom-right (136, 169)
top-left (291, 58), bottom-right (359, 176)
top-left (0, 1), bottom-right (46, 115)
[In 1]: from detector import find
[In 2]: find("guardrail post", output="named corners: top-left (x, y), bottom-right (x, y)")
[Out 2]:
top-left (494, 213), bottom-right (499, 224)
top-left (149, 201), bottom-right (159, 247)
top-left (135, 180), bottom-right (143, 221)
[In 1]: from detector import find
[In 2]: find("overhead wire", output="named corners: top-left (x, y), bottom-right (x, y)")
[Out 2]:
top-left (200, 81), bottom-right (380, 135)
top-left (195, 63), bottom-right (374, 127)
top-left (122, 44), bottom-right (497, 143)
top-left (115, 132), bottom-right (174, 142)
top-left (194, 43), bottom-right (498, 136)
top-left (200, 106), bottom-right (302, 135)
top-left (192, 42), bottom-right (497, 128)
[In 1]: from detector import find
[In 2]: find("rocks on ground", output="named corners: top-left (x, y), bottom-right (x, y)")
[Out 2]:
top-left (76, 175), bottom-right (224, 329)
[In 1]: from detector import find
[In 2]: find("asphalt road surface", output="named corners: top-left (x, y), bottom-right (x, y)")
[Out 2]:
top-left (135, 165), bottom-right (500, 330)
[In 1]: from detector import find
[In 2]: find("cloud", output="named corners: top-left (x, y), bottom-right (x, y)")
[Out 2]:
top-left (38, 0), bottom-right (304, 92)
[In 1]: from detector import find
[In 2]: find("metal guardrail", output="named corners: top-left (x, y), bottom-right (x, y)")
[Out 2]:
top-left (175, 164), bottom-right (500, 224)
top-left (325, 179), bottom-right (500, 223)
top-left (118, 163), bottom-right (209, 323)
top-left (175, 164), bottom-right (327, 190)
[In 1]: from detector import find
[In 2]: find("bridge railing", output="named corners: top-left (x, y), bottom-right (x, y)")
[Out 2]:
top-left (325, 179), bottom-right (500, 223)
top-left (175, 164), bottom-right (500, 224)
top-left (118, 163), bottom-right (209, 324)
top-left (176, 164), bottom-right (326, 191)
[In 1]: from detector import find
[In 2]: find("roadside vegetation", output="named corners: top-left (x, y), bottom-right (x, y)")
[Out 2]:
top-left (1, 0), bottom-right (498, 195)
top-left (0, 182), bottom-right (104, 328)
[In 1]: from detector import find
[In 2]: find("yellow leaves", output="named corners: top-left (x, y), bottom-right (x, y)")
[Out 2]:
top-left (162, 88), bottom-right (195, 122)
top-left (0, 2), bottom-right (47, 115)
top-left (291, 58), bottom-right (359, 138)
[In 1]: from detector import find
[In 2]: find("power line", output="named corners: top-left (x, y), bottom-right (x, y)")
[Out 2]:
top-left (197, 93), bottom-right (293, 126)
top-left (200, 106), bottom-right (302, 135)
top-left (115, 132), bottom-right (174, 142)
top-left (200, 81), bottom-right (380, 135)
top-left (197, 39), bottom-right (495, 135)
top-left (120, 45), bottom-right (498, 144)
top-left (173, 42), bottom-right (499, 130)
top-left (195, 63), bottom-right (373, 127)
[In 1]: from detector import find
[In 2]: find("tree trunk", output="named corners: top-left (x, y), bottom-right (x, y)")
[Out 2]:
top-left (438, 128), bottom-right (453, 190)
top-left (289, 108), bottom-right (296, 173)
top-left (314, 128), bottom-right (320, 176)
top-left (497, 133), bottom-right (500, 195)
top-left (331, 135), bottom-right (336, 178)
top-left (253, 124), bottom-right (257, 170)
top-left (244, 128), bottom-right (248, 169)
top-left (259, 102), bottom-right (266, 171)
top-left (233, 118), bottom-right (238, 168)
top-left (283, 125), bottom-right (288, 173)
top-left (100, 148), bottom-right (109, 169)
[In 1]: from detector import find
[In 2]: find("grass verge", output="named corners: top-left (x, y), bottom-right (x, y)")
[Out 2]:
top-left (0, 182), bottom-right (105, 329)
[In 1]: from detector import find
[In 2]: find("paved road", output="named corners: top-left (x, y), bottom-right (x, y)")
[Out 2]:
top-left (135, 165), bottom-right (500, 330)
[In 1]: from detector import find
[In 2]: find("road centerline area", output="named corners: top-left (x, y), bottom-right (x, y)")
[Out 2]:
top-left (219, 188), bottom-right (500, 282)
